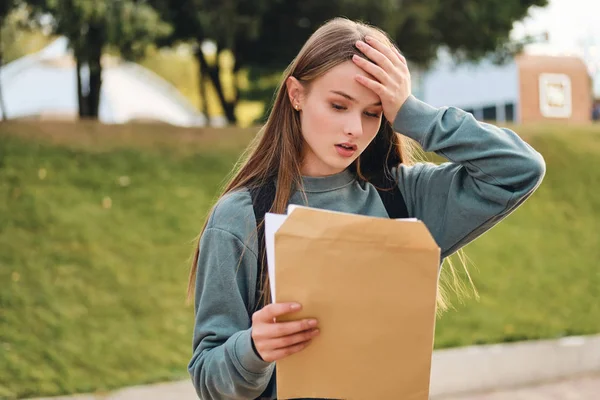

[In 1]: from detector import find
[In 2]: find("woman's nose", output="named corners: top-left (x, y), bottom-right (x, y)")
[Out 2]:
top-left (344, 113), bottom-right (364, 137)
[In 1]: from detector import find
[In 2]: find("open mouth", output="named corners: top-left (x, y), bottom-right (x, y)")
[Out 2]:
top-left (335, 142), bottom-right (358, 158)
top-left (336, 143), bottom-right (358, 151)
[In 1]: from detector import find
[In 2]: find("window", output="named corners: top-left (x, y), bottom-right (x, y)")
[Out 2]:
top-left (539, 73), bottom-right (572, 118)
top-left (505, 103), bottom-right (515, 122)
top-left (483, 106), bottom-right (497, 121)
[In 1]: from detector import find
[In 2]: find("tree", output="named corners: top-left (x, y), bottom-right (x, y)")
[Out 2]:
top-left (149, 0), bottom-right (269, 125)
top-left (234, 0), bottom-right (342, 71)
top-left (239, 0), bottom-right (549, 69)
top-left (153, 0), bottom-right (547, 126)
top-left (27, 0), bottom-right (171, 119)
top-left (0, 0), bottom-right (19, 121)
top-left (401, 0), bottom-right (549, 66)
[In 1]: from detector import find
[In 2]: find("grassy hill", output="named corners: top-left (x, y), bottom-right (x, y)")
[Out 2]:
top-left (1, 121), bottom-right (599, 399)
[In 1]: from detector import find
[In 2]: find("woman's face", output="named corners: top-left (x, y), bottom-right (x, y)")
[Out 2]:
top-left (287, 61), bottom-right (383, 177)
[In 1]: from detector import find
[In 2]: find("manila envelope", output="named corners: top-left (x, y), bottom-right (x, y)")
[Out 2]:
top-left (274, 207), bottom-right (440, 400)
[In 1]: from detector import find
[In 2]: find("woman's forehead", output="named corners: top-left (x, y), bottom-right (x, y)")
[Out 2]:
top-left (311, 61), bottom-right (380, 105)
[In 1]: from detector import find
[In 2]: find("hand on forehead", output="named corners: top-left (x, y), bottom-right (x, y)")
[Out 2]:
top-left (313, 61), bottom-right (383, 106)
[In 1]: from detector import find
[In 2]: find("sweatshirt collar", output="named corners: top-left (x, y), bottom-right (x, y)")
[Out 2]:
top-left (300, 168), bottom-right (356, 193)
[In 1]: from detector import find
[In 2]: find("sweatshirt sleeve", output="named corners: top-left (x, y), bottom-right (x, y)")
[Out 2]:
top-left (393, 95), bottom-right (546, 259)
top-left (188, 194), bottom-right (274, 399)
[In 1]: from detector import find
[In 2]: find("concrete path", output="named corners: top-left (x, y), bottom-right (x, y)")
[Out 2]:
top-left (31, 374), bottom-right (600, 400)
top-left (437, 374), bottom-right (600, 399)
top-left (30, 381), bottom-right (196, 400)
top-left (428, 334), bottom-right (600, 397)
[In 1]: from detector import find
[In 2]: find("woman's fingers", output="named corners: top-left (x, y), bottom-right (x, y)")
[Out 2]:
top-left (252, 302), bottom-right (301, 324)
top-left (352, 54), bottom-right (389, 85)
top-left (392, 45), bottom-right (408, 66)
top-left (355, 74), bottom-right (388, 98)
top-left (362, 36), bottom-right (402, 69)
top-left (263, 339), bottom-right (314, 362)
top-left (355, 39), bottom-right (396, 74)
top-left (353, 36), bottom-right (412, 123)
top-left (264, 328), bottom-right (320, 351)
top-left (253, 317), bottom-right (318, 340)
top-left (254, 326), bottom-right (319, 362)
top-left (251, 301), bottom-right (321, 362)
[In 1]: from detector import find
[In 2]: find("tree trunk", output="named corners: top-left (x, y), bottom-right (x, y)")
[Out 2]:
top-left (86, 25), bottom-right (104, 119)
top-left (0, 19), bottom-right (7, 121)
top-left (75, 26), bottom-right (104, 120)
top-left (195, 47), bottom-right (237, 124)
top-left (76, 57), bottom-right (102, 119)
top-left (76, 59), bottom-right (88, 118)
top-left (87, 52), bottom-right (102, 118)
top-left (197, 52), bottom-right (210, 126)
top-left (232, 52), bottom-right (243, 105)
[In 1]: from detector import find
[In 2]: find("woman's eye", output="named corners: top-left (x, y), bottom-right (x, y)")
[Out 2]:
top-left (331, 103), bottom-right (379, 118)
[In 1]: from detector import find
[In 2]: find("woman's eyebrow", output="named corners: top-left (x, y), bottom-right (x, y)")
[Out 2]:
top-left (330, 90), bottom-right (382, 106)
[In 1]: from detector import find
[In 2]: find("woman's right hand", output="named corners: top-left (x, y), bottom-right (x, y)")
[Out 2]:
top-left (251, 302), bottom-right (320, 362)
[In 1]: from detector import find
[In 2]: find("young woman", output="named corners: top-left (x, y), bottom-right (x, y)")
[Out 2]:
top-left (186, 17), bottom-right (545, 400)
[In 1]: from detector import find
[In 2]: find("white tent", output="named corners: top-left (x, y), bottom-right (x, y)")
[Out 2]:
top-left (0, 37), bottom-right (225, 127)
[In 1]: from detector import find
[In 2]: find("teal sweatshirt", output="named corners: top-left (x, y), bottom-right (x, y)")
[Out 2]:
top-left (188, 95), bottom-right (546, 399)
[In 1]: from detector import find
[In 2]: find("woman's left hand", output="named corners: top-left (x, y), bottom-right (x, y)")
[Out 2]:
top-left (352, 36), bottom-right (411, 124)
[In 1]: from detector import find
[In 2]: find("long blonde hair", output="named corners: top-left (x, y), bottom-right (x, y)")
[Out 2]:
top-left (187, 17), bottom-right (475, 312)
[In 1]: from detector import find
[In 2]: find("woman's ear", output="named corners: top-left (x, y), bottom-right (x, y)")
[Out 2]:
top-left (286, 76), bottom-right (305, 111)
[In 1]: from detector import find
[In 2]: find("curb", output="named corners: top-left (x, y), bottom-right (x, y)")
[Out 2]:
top-left (429, 333), bottom-right (600, 397)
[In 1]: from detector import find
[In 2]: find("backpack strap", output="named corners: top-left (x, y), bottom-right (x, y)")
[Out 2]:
top-left (248, 180), bottom-right (277, 313)
top-left (369, 172), bottom-right (409, 219)
top-left (248, 181), bottom-right (278, 400)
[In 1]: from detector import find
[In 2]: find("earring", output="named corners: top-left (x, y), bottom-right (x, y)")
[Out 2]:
top-left (295, 104), bottom-right (300, 111)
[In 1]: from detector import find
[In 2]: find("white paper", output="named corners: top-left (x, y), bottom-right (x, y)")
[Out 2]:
top-left (264, 205), bottom-right (307, 303)
top-left (264, 204), bottom-right (419, 303)
top-left (264, 212), bottom-right (287, 303)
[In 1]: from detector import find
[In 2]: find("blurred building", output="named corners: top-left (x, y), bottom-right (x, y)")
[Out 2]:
top-left (593, 71), bottom-right (600, 121)
top-left (414, 52), bottom-right (593, 124)
top-left (0, 37), bottom-right (223, 127)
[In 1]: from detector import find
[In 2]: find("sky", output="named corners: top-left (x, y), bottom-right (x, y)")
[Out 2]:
top-left (511, 0), bottom-right (600, 74)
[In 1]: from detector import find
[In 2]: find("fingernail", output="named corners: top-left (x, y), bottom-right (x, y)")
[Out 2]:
top-left (308, 319), bottom-right (318, 326)
top-left (312, 329), bottom-right (320, 335)
top-left (290, 303), bottom-right (301, 310)
top-left (365, 36), bottom-right (372, 42)
top-left (356, 40), bottom-right (364, 48)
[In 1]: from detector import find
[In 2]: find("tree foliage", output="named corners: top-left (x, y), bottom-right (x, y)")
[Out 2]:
top-left (148, 0), bottom-right (270, 123)
top-left (17, 0), bottom-right (548, 123)
top-left (26, 0), bottom-right (171, 118)
top-left (238, 0), bottom-right (548, 69)
top-left (155, 0), bottom-right (547, 124)
top-left (0, 0), bottom-right (20, 120)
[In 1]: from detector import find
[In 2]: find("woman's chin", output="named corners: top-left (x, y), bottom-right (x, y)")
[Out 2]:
top-left (303, 149), bottom-right (358, 176)
top-left (322, 157), bottom-right (355, 174)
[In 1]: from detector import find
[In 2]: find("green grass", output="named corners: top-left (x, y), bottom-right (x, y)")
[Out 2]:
top-left (1, 121), bottom-right (599, 398)
top-left (434, 124), bottom-right (600, 347)
top-left (0, 122), bottom-right (254, 399)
